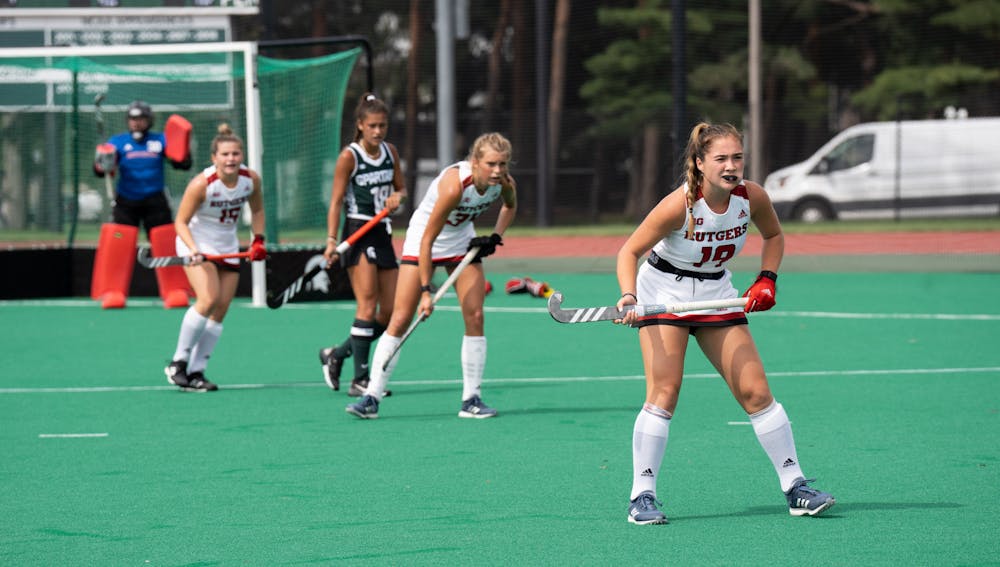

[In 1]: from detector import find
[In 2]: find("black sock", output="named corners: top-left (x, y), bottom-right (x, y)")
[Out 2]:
top-left (350, 319), bottom-right (376, 381)
top-left (332, 333), bottom-right (353, 359)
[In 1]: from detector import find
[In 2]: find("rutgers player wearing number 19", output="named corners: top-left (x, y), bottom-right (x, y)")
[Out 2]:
top-left (614, 122), bottom-right (834, 524)
top-left (163, 123), bottom-right (266, 392)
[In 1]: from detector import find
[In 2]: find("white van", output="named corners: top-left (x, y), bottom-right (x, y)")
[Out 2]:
top-left (762, 117), bottom-right (1000, 222)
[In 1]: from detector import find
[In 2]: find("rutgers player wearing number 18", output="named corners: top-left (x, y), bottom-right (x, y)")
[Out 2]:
top-left (163, 123), bottom-right (266, 392)
top-left (614, 122), bottom-right (834, 525)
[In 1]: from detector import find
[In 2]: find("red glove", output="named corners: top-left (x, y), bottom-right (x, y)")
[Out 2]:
top-left (743, 271), bottom-right (777, 312)
top-left (505, 277), bottom-right (528, 294)
top-left (525, 278), bottom-right (553, 298)
top-left (249, 234), bottom-right (267, 261)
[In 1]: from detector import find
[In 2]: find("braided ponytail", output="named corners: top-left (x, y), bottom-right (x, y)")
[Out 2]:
top-left (680, 122), bottom-right (744, 239)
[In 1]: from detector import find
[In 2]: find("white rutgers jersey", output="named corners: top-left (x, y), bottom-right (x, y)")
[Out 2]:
top-left (651, 182), bottom-right (752, 273)
top-left (177, 165), bottom-right (255, 262)
top-left (401, 161), bottom-right (502, 260)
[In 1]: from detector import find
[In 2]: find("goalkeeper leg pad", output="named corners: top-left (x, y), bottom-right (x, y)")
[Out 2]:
top-left (91, 223), bottom-right (138, 309)
top-left (150, 224), bottom-right (192, 309)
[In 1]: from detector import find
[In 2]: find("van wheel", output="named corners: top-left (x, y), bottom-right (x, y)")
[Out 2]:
top-left (792, 199), bottom-right (834, 223)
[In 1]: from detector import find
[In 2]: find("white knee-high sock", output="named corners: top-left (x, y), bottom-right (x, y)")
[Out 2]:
top-left (461, 335), bottom-right (487, 401)
top-left (172, 307), bottom-right (208, 362)
top-left (365, 334), bottom-right (400, 402)
top-left (749, 400), bottom-right (805, 492)
top-left (188, 320), bottom-right (222, 374)
top-left (631, 403), bottom-right (672, 500)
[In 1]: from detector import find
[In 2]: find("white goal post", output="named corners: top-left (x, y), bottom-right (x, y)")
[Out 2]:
top-left (0, 41), bottom-right (268, 306)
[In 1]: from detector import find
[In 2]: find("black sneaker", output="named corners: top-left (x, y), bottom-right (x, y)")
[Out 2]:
top-left (184, 371), bottom-right (218, 392)
top-left (319, 347), bottom-right (344, 391)
top-left (165, 360), bottom-right (190, 388)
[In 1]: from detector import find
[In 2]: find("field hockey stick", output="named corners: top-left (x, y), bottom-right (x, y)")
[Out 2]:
top-left (381, 246), bottom-right (480, 371)
top-left (547, 292), bottom-right (748, 323)
top-left (137, 247), bottom-right (252, 268)
top-left (94, 94), bottom-right (114, 202)
top-left (265, 207), bottom-right (392, 309)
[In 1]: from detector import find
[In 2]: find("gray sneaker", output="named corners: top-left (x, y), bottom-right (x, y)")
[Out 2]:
top-left (786, 478), bottom-right (835, 516)
top-left (346, 395), bottom-right (379, 419)
top-left (458, 395), bottom-right (497, 419)
top-left (628, 491), bottom-right (668, 525)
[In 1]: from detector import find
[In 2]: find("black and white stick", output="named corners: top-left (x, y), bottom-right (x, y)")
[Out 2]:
top-left (265, 207), bottom-right (392, 309)
top-left (266, 264), bottom-right (324, 309)
top-left (137, 247), bottom-right (251, 268)
top-left (547, 292), bottom-right (748, 323)
top-left (381, 246), bottom-right (479, 371)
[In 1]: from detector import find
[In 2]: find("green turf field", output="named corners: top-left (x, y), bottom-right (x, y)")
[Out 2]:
top-left (2, 271), bottom-right (999, 565)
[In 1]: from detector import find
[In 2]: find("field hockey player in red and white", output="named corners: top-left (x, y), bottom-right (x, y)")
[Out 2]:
top-left (163, 124), bottom-right (266, 392)
top-left (346, 132), bottom-right (517, 419)
top-left (615, 122), bottom-right (835, 524)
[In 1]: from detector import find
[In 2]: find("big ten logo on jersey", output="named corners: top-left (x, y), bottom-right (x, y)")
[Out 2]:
top-left (695, 217), bottom-right (705, 225)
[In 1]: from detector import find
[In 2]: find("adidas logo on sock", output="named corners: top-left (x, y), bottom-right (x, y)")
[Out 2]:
top-left (640, 468), bottom-right (655, 477)
top-left (782, 458), bottom-right (797, 468)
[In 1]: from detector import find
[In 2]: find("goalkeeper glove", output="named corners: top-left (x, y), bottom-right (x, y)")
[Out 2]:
top-left (94, 143), bottom-right (117, 176)
top-left (743, 271), bottom-right (777, 312)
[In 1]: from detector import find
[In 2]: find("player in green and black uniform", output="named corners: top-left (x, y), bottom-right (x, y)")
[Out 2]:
top-left (319, 93), bottom-right (407, 395)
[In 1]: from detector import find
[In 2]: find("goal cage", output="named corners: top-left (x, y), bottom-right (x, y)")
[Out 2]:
top-left (0, 42), bottom-right (360, 245)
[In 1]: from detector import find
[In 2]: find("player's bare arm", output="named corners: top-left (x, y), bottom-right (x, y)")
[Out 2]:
top-left (615, 190), bottom-right (687, 324)
top-left (746, 181), bottom-right (784, 273)
top-left (387, 143), bottom-right (407, 211)
top-left (324, 148), bottom-right (356, 264)
top-left (174, 174), bottom-right (208, 258)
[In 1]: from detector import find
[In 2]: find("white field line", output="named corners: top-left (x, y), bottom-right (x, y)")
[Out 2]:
top-left (2, 299), bottom-right (1000, 320)
top-left (2, 366), bottom-right (997, 395)
top-left (38, 433), bottom-right (109, 438)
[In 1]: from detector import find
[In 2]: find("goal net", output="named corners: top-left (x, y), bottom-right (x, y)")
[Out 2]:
top-left (0, 42), bottom-right (360, 245)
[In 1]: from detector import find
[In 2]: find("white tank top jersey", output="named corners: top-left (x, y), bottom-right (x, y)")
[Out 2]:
top-left (651, 182), bottom-right (751, 273)
top-left (176, 165), bottom-right (255, 263)
top-left (401, 161), bottom-right (502, 261)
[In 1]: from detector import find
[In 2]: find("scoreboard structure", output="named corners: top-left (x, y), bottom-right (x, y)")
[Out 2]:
top-left (0, 1), bottom-right (259, 14)
top-left (0, 0), bottom-right (259, 108)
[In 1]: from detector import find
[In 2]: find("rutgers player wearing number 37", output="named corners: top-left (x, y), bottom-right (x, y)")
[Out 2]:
top-left (615, 122), bottom-right (834, 524)
top-left (346, 132), bottom-right (517, 419)
top-left (164, 124), bottom-right (266, 391)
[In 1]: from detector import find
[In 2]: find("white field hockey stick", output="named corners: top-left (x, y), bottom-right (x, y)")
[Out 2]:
top-left (547, 292), bottom-right (748, 323)
top-left (381, 246), bottom-right (480, 371)
top-left (94, 94), bottom-right (114, 202)
top-left (137, 247), bottom-right (252, 268)
top-left (266, 207), bottom-right (392, 309)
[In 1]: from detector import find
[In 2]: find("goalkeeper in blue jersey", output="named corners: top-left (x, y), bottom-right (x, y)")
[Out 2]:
top-left (93, 100), bottom-right (192, 237)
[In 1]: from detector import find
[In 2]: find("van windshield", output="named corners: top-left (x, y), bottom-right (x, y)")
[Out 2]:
top-left (813, 133), bottom-right (874, 174)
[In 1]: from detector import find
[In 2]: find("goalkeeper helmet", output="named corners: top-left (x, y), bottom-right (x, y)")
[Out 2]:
top-left (127, 100), bottom-right (153, 141)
